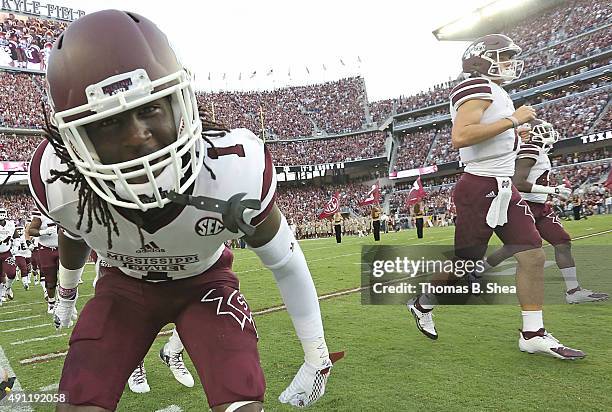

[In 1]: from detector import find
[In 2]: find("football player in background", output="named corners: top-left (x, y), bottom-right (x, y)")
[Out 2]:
top-left (27, 207), bottom-right (60, 314)
top-left (26, 219), bottom-right (42, 286)
top-left (30, 10), bottom-right (338, 411)
top-left (12, 226), bottom-right (32, 290)
top-left (0, 208), bottom-right (17, 303)
top-left (475, 120), bottom-right (608, 303)
top-left (408, 34), bottom-right (585, 359)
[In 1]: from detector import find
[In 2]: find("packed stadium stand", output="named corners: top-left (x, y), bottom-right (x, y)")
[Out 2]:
top-left (0, 0), bottom-right (610, 236)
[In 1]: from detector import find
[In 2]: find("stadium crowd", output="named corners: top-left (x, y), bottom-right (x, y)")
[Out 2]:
top-left (0, 132), bottom-right (42, 161)
top-left (267, 131), bottom-right (386, 166)
top-left (0, 190), bottom-right (35, 225)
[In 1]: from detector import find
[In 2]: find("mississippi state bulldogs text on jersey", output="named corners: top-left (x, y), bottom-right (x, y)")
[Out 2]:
top-left (0, 220), bottom-right (15, 253)
top-left (450, 77), bottom-right (519, 177)
top-left (516, 143), bottom-right (551, 204)
top-left (29, 128), bottom-right (276, 281)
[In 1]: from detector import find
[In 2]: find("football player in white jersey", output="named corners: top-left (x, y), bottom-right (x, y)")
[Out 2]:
top-left (0, 208), bottom-right (17, 303)
top-left (475, 120), bottom-right (608, 303)
top-left (407, 34), bottom-right (585, 359)
top-left (27, 209), bottom-right (60, 314)
top-left (29, 10), bottom-right (339, 411)
top-left (12, 226), bottom-right (32, 291)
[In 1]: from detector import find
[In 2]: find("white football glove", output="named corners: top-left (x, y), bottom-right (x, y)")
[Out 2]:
top-left (53, 293), bottom-right (77, 329)
top-left (39, 228), bottom-right (53, 236)
top-left (279, 351), bottom-right (344, 408)
top-left (279, 359), bottom-right (333, 408)
top-left (554, 186), bottom-right (572, 201)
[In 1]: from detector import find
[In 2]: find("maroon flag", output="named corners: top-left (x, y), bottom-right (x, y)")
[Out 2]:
top-left (405, 176), bottom-right (427, 207)
top-left (318, 191), bottom-right (340, 219)
top-left (359, 182), bottom-right (380, 206)
top-left (605, 169), bottom-right (612, 190)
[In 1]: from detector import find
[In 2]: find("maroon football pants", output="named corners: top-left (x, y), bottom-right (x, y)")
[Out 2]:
top-left (58, 247), bottom-right (265, 410)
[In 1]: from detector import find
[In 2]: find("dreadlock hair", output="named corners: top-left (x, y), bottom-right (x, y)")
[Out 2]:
top-left (43, 104), bottom-right (229, 250)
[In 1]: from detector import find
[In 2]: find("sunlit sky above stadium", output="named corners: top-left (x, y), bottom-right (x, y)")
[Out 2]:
top-left (56, 0), bottom-right (494, 101)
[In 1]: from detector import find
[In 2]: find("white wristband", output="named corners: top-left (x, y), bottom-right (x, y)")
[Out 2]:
top-left (505, 116), bottom-right (519, 128)
top-left (59, 263), bottom-right (84, 290)
top-left (531, 184), bottom-right (557, 195)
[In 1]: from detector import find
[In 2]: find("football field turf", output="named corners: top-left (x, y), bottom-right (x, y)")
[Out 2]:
top-left (1, 216), bottom-right (611, 411)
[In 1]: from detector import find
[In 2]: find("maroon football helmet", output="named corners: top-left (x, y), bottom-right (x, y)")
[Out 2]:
top-left (46, 10), bottom-right (203, 211)
top-left (462, 34), bottom-right (523, 82)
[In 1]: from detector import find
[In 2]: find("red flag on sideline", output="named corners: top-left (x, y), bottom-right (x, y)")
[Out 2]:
top-left (318, 191), bottom-right (340, 219)
top-left (359, 182), bottom-right (380, 206)
top-left (405, 176), bottom-right (427, 207)
top-left (563, 176), bottom-right (572, 188)
top-left (605, 169), bottom-right (612, 190)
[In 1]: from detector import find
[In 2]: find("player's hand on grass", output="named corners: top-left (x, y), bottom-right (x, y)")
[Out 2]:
top-left (279, 351), bottom-right (344, 408)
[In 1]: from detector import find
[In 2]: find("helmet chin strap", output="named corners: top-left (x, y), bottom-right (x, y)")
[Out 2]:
top-left (113, 163), bottom-right (178, 201)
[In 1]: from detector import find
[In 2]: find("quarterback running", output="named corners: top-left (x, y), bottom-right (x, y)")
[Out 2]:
top-left (407, 34), bottom-right (586, 360)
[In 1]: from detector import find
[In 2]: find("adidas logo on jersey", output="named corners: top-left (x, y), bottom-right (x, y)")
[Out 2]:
top-left (485, 191), bottom-right (497, 198)
top-left (136, 241), bottom-right (166, 254)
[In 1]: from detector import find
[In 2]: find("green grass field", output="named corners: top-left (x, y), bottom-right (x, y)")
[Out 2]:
top-left (1, 216), bottom-right (611, 411)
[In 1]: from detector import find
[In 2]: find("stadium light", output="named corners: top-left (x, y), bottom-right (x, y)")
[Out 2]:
top-left (436, 0), bottom-right (534, 38)
top-left (481, 0), bottom-right (531, 18)
top-left (439, 12), bottom-right (480, 37)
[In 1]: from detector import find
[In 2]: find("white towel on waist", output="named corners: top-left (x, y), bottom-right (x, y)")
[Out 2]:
top-left (486, 177), bottom-right (513, 228)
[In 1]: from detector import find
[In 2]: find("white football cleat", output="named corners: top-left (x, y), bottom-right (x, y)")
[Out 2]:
top-left (519, 329), bottom-right (585, 360)
top-left (160, 346), bottom-right (195, 388)
top-left (407, 297), bottom-right (438, 340)
top-left (128, 361), bottom-right (150, 393)
top-left (565, 288), bottom-right (609, 304)
top-left (6, 287), bottom-right (13, 300)
top-left (47, 302), bottom-right (55, 314)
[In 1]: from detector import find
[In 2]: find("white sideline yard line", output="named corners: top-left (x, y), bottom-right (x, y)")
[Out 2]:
top-left (0, 346), bottom-right (33, 412)
top-left (15, 228), bottom-right (612, 365)
top-left (571, 229), bottom-right (612, 240)
top-left (2, 324), bottom-right (49, 333)
top-left (4, 301), bottom-right (46, 309)
top-left (0, 308), bottom-right (31, 316)
top-left (19, 351), bottom-right (67, 365)
top-left (0, 315), bottom-right (42, 323)
top-left (234, 236), bottom-right (367, 261)
top-left (155, 405), bottom-right (183, 412)
top-left (38, 383), bottom-right (59, 392)
top-left (11, 333), bottom-right (67, 346)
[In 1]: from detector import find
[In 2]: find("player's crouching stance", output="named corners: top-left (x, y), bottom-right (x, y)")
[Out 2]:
top-left (29, 10), bottom-right (339, 411)
top-left (407, 34), bottom-right (585, 360)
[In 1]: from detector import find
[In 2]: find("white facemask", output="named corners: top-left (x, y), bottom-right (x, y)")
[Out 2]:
top-left (113, 162), bottom-right (179, 201)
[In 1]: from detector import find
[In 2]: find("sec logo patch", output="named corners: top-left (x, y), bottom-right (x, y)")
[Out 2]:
top-left (195, 217), bottom-right (225, 236)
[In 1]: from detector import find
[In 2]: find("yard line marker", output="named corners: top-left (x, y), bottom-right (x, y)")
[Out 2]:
top-left (155, 406), bottom-right (183, 412)
top-left (11, 333), bottom-right (67, 346)
top-left (19, 351), bottom-right (67, 365)
top-left (0, 315), bottom-right (42, 323)
top-left (2, 324), bottom-right (49, 333)
top-left (0, 308), bottom-right (31, 316)
top-left (38, 383), bottom-right (59, 392)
